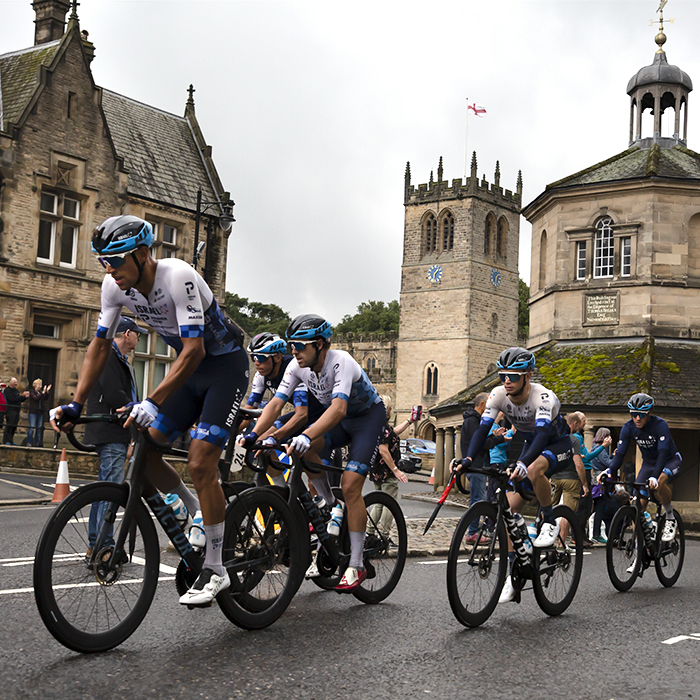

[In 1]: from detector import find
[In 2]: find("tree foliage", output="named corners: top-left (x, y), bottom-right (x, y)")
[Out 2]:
top-left (223, 292), bottom-right (291, 337)
top-left (335, 300), bottom-right (400, 335)
top-left (518, 278), bottom-right (530, 342)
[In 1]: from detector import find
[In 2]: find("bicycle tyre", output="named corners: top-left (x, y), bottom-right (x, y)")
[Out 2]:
top-left (353, 490), bottom-right (408, 604)
top-left (34, 482), bottom-right (160, 653)
top-left (217, 487), bottom-right (304, 630)
top-left (655, 510), bottom-right (685, 587)
top-left (532, 504), bottom-right (583, 616)
top-left (606, 505), bottom-right (642, 592)
top-left (446, 501), bottom-right (507, 628)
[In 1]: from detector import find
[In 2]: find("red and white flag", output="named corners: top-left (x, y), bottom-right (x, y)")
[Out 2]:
top-left (467, 101), bottom-right (487, 117)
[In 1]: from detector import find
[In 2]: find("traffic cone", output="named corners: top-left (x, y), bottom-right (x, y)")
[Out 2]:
top-left (429, 466), bottom-right (435, 485)
top-left (52, 448), bottom-right (70, 503)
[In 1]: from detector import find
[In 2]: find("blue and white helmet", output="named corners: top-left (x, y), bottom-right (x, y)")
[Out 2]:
top-left (497, 347), bottom-right (535, 372)
top-left (627, 393), bottom-right (654, 412)
top-left (91, 215), bottom-right (154, 255)
top-left (247, 332), bottom-right (286, 356)
top-left (286, 314), bottom-right (332, 341)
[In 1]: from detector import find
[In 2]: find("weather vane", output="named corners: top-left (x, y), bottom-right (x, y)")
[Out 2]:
top-left (649, 0), bottom-right (674, 53)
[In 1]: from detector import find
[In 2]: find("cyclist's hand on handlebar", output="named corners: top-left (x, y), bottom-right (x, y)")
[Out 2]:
top-left (237, 431), bottom-right (258, 448)
top-left (49, 401), bottom-right (83, 433)
top-left (648, 476), bottom-right (659, 490)
top-left (123, 398), bottom-right (159, 430)
top-left (451, 457), bottom-right (468, 474)
top-left (597, 468), bottom-right (611, 484)
top-left (288, 433), bottom-right (312, 455)
top-left (508, 461), bottom-right (528, 481)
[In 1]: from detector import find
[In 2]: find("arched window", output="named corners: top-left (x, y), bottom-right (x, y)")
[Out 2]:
top-left (497, 216), bottom-right (508, 259)
top-left (441, 211), bottom-right (454, 251)
top-left (491, 312), bottom-right (498, 338)
top-left (425, 363), bottom-right (439, 395)
top-left (484, 212), bottom-right (496, 257)
top-left (365, 355), bottom-right (376, 372)
top-left (538, 230), bottom-right (547, 290)
top-left (423, 213), bottom-right (437, 254)
top-left (594, 217), bottom-right (614, 279)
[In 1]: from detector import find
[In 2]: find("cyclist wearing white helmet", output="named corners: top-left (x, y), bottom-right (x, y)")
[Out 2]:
top-left (598, 393), bottom-right (681, 542)
top-left (239, 314), bottom-right (386, 592)
top-left (51, 214), bottom-right (248, 607)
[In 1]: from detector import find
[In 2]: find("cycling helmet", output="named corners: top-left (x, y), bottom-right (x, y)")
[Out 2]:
top-left (286, 314), bottom-right (332, 341)
top-left (91, 215), bottom-right (154, 255)
top-left (496, 347), bottom-right (535, 372)
top-left (247, 332), bottom-right (286, 356)
top-left (627, 393), bottom-right (654, 413)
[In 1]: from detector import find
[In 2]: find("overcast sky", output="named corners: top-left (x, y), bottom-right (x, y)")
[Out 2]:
top-left (3, 0), bottom-right (700, 323)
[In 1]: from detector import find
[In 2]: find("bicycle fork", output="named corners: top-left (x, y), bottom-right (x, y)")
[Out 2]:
top-left (299, 490), bottom-right (340, 568)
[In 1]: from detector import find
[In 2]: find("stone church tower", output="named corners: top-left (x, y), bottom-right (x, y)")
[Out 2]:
top-left (395, 156), bottom-right (522, 432)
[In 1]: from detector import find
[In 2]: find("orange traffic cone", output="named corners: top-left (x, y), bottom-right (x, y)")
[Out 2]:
top-left (429, 466), bottom-right (435, 485)
top-left (52, 448), bottom-right (70, 503)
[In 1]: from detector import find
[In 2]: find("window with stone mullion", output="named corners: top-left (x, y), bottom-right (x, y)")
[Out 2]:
top-left (593, 217), bottom-right (614, 279)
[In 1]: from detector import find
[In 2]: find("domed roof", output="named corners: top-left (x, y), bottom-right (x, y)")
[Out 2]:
top-left (627, 51), bottom-right (692, 94)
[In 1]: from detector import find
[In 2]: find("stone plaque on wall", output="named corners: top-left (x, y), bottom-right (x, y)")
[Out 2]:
top-left (583, 292), bottom-right (619, 325)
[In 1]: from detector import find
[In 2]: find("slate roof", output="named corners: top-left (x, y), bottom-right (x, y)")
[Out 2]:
top-left (101, 90), bottom-right (218, 211)
top-left (0, 41), bottom-right (61, 131)
top-left (430, 337), bottom-right (700, 417)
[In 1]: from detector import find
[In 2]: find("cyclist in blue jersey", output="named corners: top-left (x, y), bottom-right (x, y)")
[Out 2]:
top-left (598, 393), bottom-right (681, 542)
top-left (239, 314), bottom-right (385, 592)
top-left (51, 215), bottom-right (248, 607)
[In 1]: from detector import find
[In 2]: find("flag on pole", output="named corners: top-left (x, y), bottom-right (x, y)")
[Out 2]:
top-left (467, 101), bottom-right (487, 117)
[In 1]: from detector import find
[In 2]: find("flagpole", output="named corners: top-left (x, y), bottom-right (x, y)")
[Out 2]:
top-left (464, 97), bottom-right (469, 181)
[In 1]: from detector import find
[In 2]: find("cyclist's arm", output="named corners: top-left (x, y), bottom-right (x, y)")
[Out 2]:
top-left (303, 397), bottom-right (347, 443)
top-left (148, 337), bottom-right (205, 407)
top-left (270, 404), bottom-right (308, 442)
top-left (518, 425), bottom-right (551, 467)
top-left (465, 419), bottom-right (494, 461)
top-left (652, 423), bottom-right (673, 478)
top-left (247, 396), bottom-right (285, 439)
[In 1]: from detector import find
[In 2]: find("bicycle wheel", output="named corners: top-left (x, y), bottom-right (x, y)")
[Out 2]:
top-left (532, 505), bottom-right (583, 616)
top-left (446, 502), bottom-right (507, 628)
top-left (655, 511), bottom-right (685, 587)
top-left (353, 490), bottom-right (408, 604)
top-left (217, 487), bottom-right (304, 630)
top-left (34, 482), bottom-right (160, 653)
top-left (606, 505), bottom-right (642, 592)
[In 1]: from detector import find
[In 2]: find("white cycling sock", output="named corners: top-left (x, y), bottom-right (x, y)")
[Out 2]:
top-left (203, 522), bottom-right (226, 577)
top-left (172, 481), bottom-right (200, 516)
top-left (664, 504), bottom-right (675, 520)
top-left (310, 474), bottom-right (336, 506)
top-left (349, 530), bottom-right (366, 569)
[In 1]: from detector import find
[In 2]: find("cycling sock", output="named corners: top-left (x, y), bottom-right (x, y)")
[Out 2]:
top-left (172, 481), bottom-right (200, 516)
top-left (664, 504), bottom-right (675, 520)
top-left (271, 474), bottom-right (287, 487)
top-left (310, 474), bottom-right (336, 506)
top-left (349, 531), bottom-right (366, 569)
top-left (540, 504), bottom-right (556, 525)
top-left (203, 522), bottom-right (226, 577)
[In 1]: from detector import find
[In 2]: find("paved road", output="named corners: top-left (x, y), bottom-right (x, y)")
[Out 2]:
top-left (4, 497), bottom-right (700, 699)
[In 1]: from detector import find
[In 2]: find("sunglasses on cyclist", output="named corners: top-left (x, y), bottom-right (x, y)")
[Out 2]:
top-left (289, 340), bottom-right (318, 352)
top-left (251, 353), bottom-right (273, 363)
top-left (630, 411), bottom-right (649, 419)
top-left (498, 372), bottom-right (525, 384)
top-left (97, 252), bottom-right (130, 269)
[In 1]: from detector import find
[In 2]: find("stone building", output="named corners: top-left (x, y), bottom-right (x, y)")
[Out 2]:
top-left (0, 1), bottom-right (233, 416)
top-left (394, 155), bottom-right (522, 441)
top-left (429, 18), bottom-right (700, 502)
top-left (334, 331), bottom-right (397, 401)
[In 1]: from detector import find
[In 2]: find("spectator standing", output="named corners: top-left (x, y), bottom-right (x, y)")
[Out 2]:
top-left (590, 427), bottom-right (616, 543)
top-left (83, 317), bottom-right (146, 557)
top-left (3, 378), bottom-right (29, 445)
top-left (26, 379), bottom-right (51, 446)
top-left (0, 384), bottom-right (6, 432)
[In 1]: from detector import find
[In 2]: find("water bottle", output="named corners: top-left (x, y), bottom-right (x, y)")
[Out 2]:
top-left (642, 511), bottom-right (654, 543)
top-left (163, 493), bottom-right (188, 529)
top-left (312, 495), bottom-right (330, 522)
top-left (328, 502), bottom-right (344, 536)
top-left (512, 513), bottom-right (533, 555)
top-left (527, 521), bottom-right (539, 541)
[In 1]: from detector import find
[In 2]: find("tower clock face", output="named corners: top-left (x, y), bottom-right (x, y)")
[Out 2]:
top-left (427, 264), bottom-right (443, 283)
top-left (490, 268), bottom-right (501, 288)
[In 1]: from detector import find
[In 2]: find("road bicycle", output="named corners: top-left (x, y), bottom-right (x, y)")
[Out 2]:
top-left (446, 464), bottom-right (583, 628)
top-left (604, 480), bottom-right (684, 591)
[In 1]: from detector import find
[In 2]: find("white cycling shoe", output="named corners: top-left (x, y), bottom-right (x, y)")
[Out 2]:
top-left (179, 568), bottom-right (230, 606)
top-left (626, 556), bottom-right (638, 575)
top-left (533, 521), bottom-right (560, 548)
top-left (499, 576), bottom-right (516, 603)
top-left (305, 551), bottom-right (320, 579)
top-left (662, 519), bottom-right (677, 542)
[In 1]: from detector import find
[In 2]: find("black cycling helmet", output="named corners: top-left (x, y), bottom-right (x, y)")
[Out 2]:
top-left (247, 332), bottom-right (286, 356)
top-left (91, 215), bottom-right (154, 255)
top-left (627, 393), bottom-right (654, 413)
top-left (286, 314), bottom-right (332, 341)
top-left (496, 347), bottom-right (535, 372)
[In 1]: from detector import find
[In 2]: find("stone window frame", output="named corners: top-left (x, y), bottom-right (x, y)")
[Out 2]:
top-left (422, 211), bottom-right (438, 256)
top-left (565, 213), bottom-right (640, 283)
top-left (440, 210), bottom-right (455, 252)
top-left (133, 332), bottom-right (175, 398)
top-left (37, 189), bottom-right (83, 269)
top-left (365, 354), bottom-right (377, 372)
top-left (484, 212), bottom-right (497, 257)
top-left (424, 362), bottom-right (439, 397)
top-left (146, 216), bottom-right (181, 260)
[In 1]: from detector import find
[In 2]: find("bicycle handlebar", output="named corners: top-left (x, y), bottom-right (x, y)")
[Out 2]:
top-left (456, 462), bottom-right (535, 502)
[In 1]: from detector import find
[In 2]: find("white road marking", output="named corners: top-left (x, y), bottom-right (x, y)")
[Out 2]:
top-left (0, 576), bottom-right (176, 596)
top-left (662, 633), bottom-right (700, 645)
top-left (0, 477), bottom-right (53, 497)
top-left (0, 553), bottom-right (176, 574)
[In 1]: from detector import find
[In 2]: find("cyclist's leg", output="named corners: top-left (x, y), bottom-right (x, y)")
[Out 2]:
top-left (526, 454), bottom-right (553, 510)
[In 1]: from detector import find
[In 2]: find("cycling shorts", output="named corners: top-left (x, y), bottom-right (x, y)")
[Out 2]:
top-left (521, 434), bottom-right (575, 476)
top-left (151, 349), bottom-right (248, 448)
top-left (637, 452), bottom-right (682, 485)
top-left (323, 399), bottom-right (385, 477)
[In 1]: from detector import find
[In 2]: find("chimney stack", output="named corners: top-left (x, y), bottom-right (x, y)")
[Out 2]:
top-left (33, 0), bottom-right (71, 45)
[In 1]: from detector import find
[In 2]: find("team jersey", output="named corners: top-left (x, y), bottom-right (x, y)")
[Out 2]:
top-left (609, 415), bottom-right (678, 476)
top-left (96, 258), bottom-right (241, 356)
top-left (274, 348), bottom-right (380, 418)
top-left (246, 355), bottom-right (307, 409)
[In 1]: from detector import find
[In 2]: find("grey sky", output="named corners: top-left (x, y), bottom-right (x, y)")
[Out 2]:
top-left (3, 0), bottom-right (699, 323)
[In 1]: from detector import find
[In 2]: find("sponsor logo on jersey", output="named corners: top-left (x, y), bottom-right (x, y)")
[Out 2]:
top-left (187, 305), bottom-right (201, 313)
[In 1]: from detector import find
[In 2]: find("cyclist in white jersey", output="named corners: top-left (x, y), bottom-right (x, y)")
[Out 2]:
top-left (51, 215), bottom-right (248, 607)
top-left (239, 314), bottom-right (385, 592)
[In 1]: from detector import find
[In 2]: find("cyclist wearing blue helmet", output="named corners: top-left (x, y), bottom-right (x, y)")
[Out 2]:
top-left (240, 314), bottom-right (386, 592)
top-left (51, 214), bottom-right (248, 607)
top-left (598, 393), bottom-right (681, 542)
top-left (454, 347), bottom-right (576, 602)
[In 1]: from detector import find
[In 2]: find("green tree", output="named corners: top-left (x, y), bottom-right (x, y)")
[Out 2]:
top-left (335, 300), bottom-right (400, 335)
top-left (223, 292), bottom-right (291, 337)
top-left (518, 278), bottom-right (529, 342)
